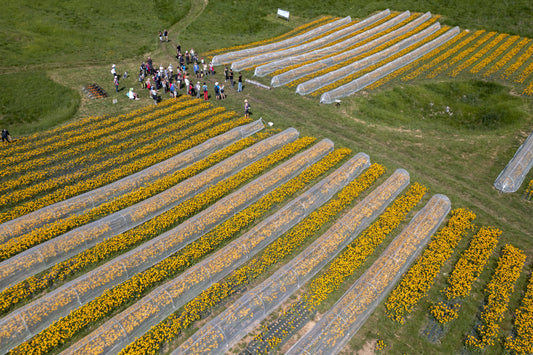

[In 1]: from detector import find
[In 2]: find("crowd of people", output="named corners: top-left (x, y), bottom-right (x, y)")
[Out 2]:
top-left (115, 43), bottom-right (246, 105)
top-left (109, 38), bottom-right (251, 118)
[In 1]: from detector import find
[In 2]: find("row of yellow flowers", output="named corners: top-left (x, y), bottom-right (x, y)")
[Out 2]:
top-left (305, 183), bottom-right (427, 309)
top-left (483, 37), bottom-right (530, 78)
top-left (501, 40), bottom-right (533, 80)
top-left (312, 25), bottom-right (448, 96)
top-left (287, 13), bottom-right (421, 87)
top-left (1, 103), bottom-right (218, 207)
top-left (399, 30), bottom-right (474, 81)
top-left (449, 33), bottom-right (508, 77)
top-left (271, 12), bottom-right (400, 77)
top-left (385, 208), bottom-right (476, 323)
top-left (465, 244), bottom-right (526, 349)
top-left (0, 131), bottom-right (274, 316)
top-left (443, 226), bottom-right (501, 300)
top-left (0, 98), bottom-right (202, 191)
top-left (2, 97), bottom-right (180, 157)
top-left (8, 137), bottom-right (317, 355)
top-left (505, 272), bottom-right (533, 354)
top-left (515, 53), bottom-right (533, 83)
top-left (0, 113), bottom-right (245, 226)
top-left (429, 301), bottom-right (461, 324)
top-left (426, 30), bottom-right (489, 78)
top-left (247, 183), bottom-right (427, 352)
top-left (307, 13), bottom-right (401, 57)
top-left (367, 29), bottom-right (469, 90)
top-left (74, 148), bottom-right (354, 355)
top-left (278, 19), bottom-right (363, 55)
top-left (120, 163), bottom-right (386, 355)
top-left (522, 81), bottom-right (533, 95)
top-left (469, 35), bottom-right (519, 74)
top-left (203, 16), bottom-right (336, 58)
top-left (0, 97), bottom-right (195, 177)
top-left (0, 112), bottom-right (243, 260)
top-left (430, 226), bottom-right (500, 324)
top-left (526, 179), bottom-right (533, 199)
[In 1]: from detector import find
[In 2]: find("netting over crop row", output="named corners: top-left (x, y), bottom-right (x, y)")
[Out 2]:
top-left (0, 119), bottom-right (265, 242)
top-left (173, 169), bottom-right (410, 355)
top-left (263, 11), bottom-right (412, 80)
top-left (63, 153), bottom-right (371, 355)
top-left (287, 194), bottom-right (451, 355)
top-left (0, 127), bottom-right (295, 293)
top-left (296, 22), bottom-right (440, 96)
top-left (271, 11), bottom-right (432, 88)
top-left (211, 17), bottom-right (352, 66)
top-left (0, 139), bottom-right (334, 355)
top-left (231, 11), bottom-right (390, 72)
top-left (320, 27), bottom-right (459, 104)
top-left (255, 10), bottom-right (394, 77)
top-left (494, 131), bottom-right (533, 193)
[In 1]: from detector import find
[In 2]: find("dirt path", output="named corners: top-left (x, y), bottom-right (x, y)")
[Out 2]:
top-left (165, 0), bottom-right (208, 57)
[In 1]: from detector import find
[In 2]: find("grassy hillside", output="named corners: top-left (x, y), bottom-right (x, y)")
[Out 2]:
top-left (0, 1), bottom-right (532, 354)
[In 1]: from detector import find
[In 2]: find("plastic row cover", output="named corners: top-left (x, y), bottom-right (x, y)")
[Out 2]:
top-left (320, 27), bottom-right (460, 104)
top-left (231, 12), bottom-right (390, 72)
top-left (0, 119), bottom-right (265, 243)
top-left (494, 131), bottom-right (533, 193)
top-left (0, 126), bottom-right (296, 293)
top-left (0, 140), bottom-right (334, 355)
top-left (288, 194), bottom-right (451, 355)
top-left (273, 11), bottom-right (429, 88)
top-left (211, 17), bottom-right (352, 66)
top-left (261, 10), bottom-right (409, 79)
top-left (269, 11), bottom-right (420, 85)
top-left (296, 21), bottom-right (439, 96)
top-left (64, 153), bottom-right (371, 355)
top-left (173, 169), bottom-right (410, 355)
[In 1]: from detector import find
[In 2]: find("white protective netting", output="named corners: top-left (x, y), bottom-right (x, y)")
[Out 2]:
top-left (0, 127), bottom-right (297, 293)
top-left (271, 11), bottom-right (432, 87)
top-left (320, 27), bottom-right (460, 104)
top-left (0, 139), bottom-right (334, 355)
top-left (494, 131), bottom-right (533, 193)
top-left (0, 119), bottom-right (265, 243)
top-left (296, 21), bottom-right (440, 96)
top-left (173, 169), bottom-right (411, 355)
top-left (232, 11), bottom-right (390, 73)
top-left (64, 153), bottom-right (371, 355)
top-left (211, 17), bottom-right (352, 66)
top-left (259, 10), bottom-right (410, 79)
top-left (287, 194), bottom-right (451, 355)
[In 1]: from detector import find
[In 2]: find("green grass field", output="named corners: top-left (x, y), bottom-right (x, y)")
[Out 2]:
top-left (1, 0), bottom-right (532, 354)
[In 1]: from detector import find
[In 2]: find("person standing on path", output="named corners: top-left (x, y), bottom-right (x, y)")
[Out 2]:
top-left (1, 129), bottom-right (11, 143)
top-left (150, 87), bottom-right (159, 105)
top-left (202, 82), bottom-right (209, 100)
top-left (214, 82), bottom-right (220, 100)
top-left (244, 99), bottom-right (250, 118)
top-left (196, 81), bottom-right (201, 98)
top-left (237, 72), bottom-right (243, 92)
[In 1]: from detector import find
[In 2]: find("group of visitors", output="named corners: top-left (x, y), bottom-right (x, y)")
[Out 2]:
top-left (159, 30), bottom-right (169, 42)
top-left (110, 39), bottom-right (249, 108)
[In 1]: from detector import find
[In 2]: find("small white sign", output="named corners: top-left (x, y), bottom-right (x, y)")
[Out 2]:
top-left (277, 8), bottom-right (289, 20)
